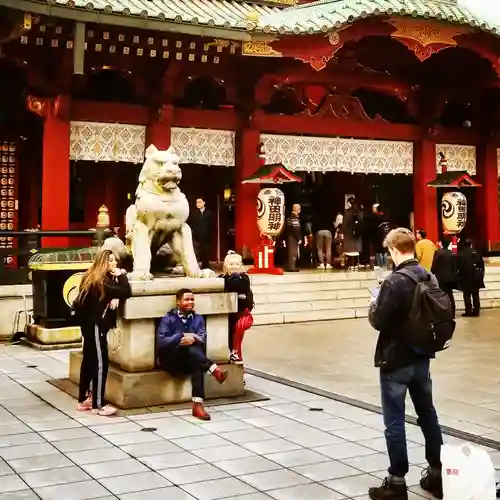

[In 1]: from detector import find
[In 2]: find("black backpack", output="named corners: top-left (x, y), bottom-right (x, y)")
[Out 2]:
top-left (397, 268), bottom-right (456, 354)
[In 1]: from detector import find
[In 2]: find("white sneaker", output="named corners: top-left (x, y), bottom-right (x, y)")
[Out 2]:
top-left (325, 264), bottom-right (333, 269)
top-left (317, 264), bottom-right (325, 269)
top-left (229, 351), bottom-right (243, 365)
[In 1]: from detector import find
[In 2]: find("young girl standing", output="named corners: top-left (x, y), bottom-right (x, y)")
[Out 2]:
top-left (73, 249), bottom-right (131, 416)
top-left (220, 251), bottom-right (254, 364)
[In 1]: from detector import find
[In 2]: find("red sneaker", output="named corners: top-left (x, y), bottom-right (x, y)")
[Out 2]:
top-left (212, 367), bottom-right (228, 384)
top-left (192, 402), bottom-right (211, 421)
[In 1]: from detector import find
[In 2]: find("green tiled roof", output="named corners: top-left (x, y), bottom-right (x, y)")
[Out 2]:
top-left (2, 0), bottom-right (281, 39)
top-left (257, 0), bottom-right (500, 35)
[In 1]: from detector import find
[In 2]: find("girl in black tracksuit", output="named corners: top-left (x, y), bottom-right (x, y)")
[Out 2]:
top-left (73, 249), bottom-right (131, 416)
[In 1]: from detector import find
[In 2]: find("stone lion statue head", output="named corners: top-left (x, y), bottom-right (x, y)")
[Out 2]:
top-left (139, 145), bottom-right (182, 194)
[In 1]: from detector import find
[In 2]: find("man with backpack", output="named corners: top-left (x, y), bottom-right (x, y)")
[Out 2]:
top-left (368, 228), bottom-right (455, 500)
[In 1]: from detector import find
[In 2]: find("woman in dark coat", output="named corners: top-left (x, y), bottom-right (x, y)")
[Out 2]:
top-left (456, 238), bottom-right (485, 317)
top-left (342, 198), bottom-right (363, 270)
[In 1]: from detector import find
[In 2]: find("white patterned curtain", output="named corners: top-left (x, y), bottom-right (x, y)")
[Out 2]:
top-left (70, 122), bottom-right (146, 163)
top-left (436, 144), bottom-right (476, 175)
top-left (261, 134), bottom-right (413, 174)
top-left (171, 128), bottom-right (235, 167)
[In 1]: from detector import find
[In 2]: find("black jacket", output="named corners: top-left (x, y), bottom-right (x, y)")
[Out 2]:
top-left (456, 247), bottom-right (485, 291)
top-left (286, 213), bottom-right (301, 241)
top-left (74, 273), bottom-right (132, 330)
top-left (369, 259), bottom-right (433, 371)
top-left (190, 208), bottom-right (212, 243)
top-left (220, 273), bottom-right (254, 312)
top-left (431, 248), bottom-right (457, 288)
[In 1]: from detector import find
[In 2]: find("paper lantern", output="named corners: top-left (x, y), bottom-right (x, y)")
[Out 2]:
top-left (441, 191), bottom-right (467, 234)
top-left (257, 187), bottom-right (285, 238)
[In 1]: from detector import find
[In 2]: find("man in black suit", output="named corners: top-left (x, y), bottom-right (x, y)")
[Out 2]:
top-left (431, 237), bottom-right (457, 318)
top-left (189, 198), bottom-right (212, 269)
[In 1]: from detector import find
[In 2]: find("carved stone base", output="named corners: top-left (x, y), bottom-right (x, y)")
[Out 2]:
top-left (27, 324), bottom-right (81, 345)
top-left (69, 351), bottom-right (245, 409)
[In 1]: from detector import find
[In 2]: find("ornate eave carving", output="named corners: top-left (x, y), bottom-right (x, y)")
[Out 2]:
top-left (387, 18), bottom-right (470, 61)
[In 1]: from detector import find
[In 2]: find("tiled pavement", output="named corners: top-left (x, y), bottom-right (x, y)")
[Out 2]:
top-left (1, 345), bottom-right (500, 500)
top-left (245, 308), bottom-right (500, 437)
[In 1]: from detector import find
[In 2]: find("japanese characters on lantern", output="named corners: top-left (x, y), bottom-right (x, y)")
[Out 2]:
top-left (257, 188), bottom-right (285, 238)
top-left (0, 141), bottom-right (16, 264)
top-left (441, 191), bottom-right (467, 235)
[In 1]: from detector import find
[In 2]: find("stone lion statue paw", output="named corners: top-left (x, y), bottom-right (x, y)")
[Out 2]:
top-left (128, 271), bottom-right (154, 281)
top-left (200, 268), bottom-right (217, 278)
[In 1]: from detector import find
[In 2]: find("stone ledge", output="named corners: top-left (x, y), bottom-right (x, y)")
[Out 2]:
top-left (129, 277), bottom-right (224, 296)
top-left (69, 351), bottom-right (245, 409)
top-left (123, 292), bottom-right (236, 320)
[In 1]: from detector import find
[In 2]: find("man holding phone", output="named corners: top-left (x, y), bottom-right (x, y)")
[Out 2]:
top-left (157, 288), bottom-right (228, 421)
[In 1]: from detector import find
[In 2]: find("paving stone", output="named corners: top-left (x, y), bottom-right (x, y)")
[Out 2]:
top-left (0, 443), bottom-right (59, 461)
top-left (292, 460), bottom-right (362, 482)
top-left (21, 465), bottom-right (91, 488)
top-left (182, 477), bottom-right (257, 500)
top-left (67, 447), bottom-right (129, 465)
top-left (139, 451), bottom-right (204, 470)
top-left (263, 449), bottom-right (330, 468)
top-left (0, 433), bottom-right (45, 448)
top-left (158, 463), bottom-right (229, 485)
top-left (34, 479), bottom-right (110, 500)
top-left (0, 473), bottom-right (28, 493)
top-left (214, 456), bottom-right (281, 476)
top-left (39, 428), bottom-right (95, 442)
top-left (191, 444), bottom-right (255, 462)
top-left (0, 491), bottom-right (41, 500)
top-left (171, 434), bottom-right (230, 451)
top-left (120, 441), bottom-right (183, 458)
top-left (8, 453), bottom-right (74, 473)
top-left (81, 458), bottom-right (149, 479)
top-left (239, 469), bottom-right (311, 491)
top-left (99, 471), bottom-right (171, 495)
top-left (268, 483), bottom-right (346, 500)
top-left (118, 486), bottom-right (196, 500)
top-left (53, 436), bottom-right (113, 453)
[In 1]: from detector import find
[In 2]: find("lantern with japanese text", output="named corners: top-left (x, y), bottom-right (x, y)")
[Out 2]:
top-left (242, 143), bottom-right (302, 275)
top-left (257, 188), bottom-right (285, 239)
top-left (441, 191), bottom-right (467, 235)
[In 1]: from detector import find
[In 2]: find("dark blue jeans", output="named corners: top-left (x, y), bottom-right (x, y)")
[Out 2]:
top-left (380, 358), bottom-right (443, 477)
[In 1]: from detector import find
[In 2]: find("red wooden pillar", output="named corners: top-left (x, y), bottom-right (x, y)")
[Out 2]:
top-left (41, 98), bottom-right (70, 247)
top-left (146, 105), bottom-right (172, 150)
top-left (413, 139), bottom-right (438, 242)
top-left (235, 129), bottom-right (260, 259)
top-left (475, 142), bottom-right (499, 250)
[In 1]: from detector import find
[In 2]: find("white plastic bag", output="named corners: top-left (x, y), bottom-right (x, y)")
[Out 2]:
top-left (441, 443), bottom-right (496, 500)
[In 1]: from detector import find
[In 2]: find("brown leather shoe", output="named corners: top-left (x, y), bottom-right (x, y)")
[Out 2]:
top-left (212, 367), bottom-right (228, 384)
top-left (192, 402), bottom-right (211, 421)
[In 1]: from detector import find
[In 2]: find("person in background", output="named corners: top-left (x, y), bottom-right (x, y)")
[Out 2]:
top-left (157, 289), bottom-right (228, 421)
top-left (431, 238), bottom-right (457, 318)
top-left (368, 203), bottom-right (388, 268)
top-left (286, 203), bottom-right (301, 272)
top-left (189, 197), bottom-right (212, 269)
top-left (415, 229), bottom-right (436, 272)
top-left (220, 251), bottom-right (254, 364)
top-left (73, 249), bottom-right (132, 417)
top-left (457, 238), bottom-right (485, 317)
top-left (342, 197), bottom-right (363, 270)
top-left (313, 208), bottom-right (334, 269)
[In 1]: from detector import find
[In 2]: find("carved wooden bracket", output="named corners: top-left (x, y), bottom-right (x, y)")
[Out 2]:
top-left (386, 18), bottom-right (469, 61)
top-left (26, 95), bottom-right (70, 120)
top-left (270, 19), bottom-right (392, 71)
top-left (26, 95), bottom-right (49, 118)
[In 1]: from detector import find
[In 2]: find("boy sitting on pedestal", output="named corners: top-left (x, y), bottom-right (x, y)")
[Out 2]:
top-left (220, 251), bottom-right (254, 364)
top-left (157, 288), bottom-right (228, 421)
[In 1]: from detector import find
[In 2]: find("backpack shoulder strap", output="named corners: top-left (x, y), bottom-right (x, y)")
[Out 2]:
top-left (396, 267), bottom-right (419, 284)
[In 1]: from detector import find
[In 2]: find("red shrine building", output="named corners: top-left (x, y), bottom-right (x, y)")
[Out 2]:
top-left (0, 0), bottom-right (500, 258)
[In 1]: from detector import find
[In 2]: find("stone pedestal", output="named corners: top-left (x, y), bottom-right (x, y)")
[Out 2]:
top-left (27, 324), bottom-right (81, 346)
top-left (69, 277), bottom-right (244, 409)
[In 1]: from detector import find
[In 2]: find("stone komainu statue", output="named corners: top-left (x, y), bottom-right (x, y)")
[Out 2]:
top-left (125, 145), bottom-right (202, 280)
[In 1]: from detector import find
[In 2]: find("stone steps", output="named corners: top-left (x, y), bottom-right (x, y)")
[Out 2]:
top-left (250, 267), bottom-right (500, 326)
